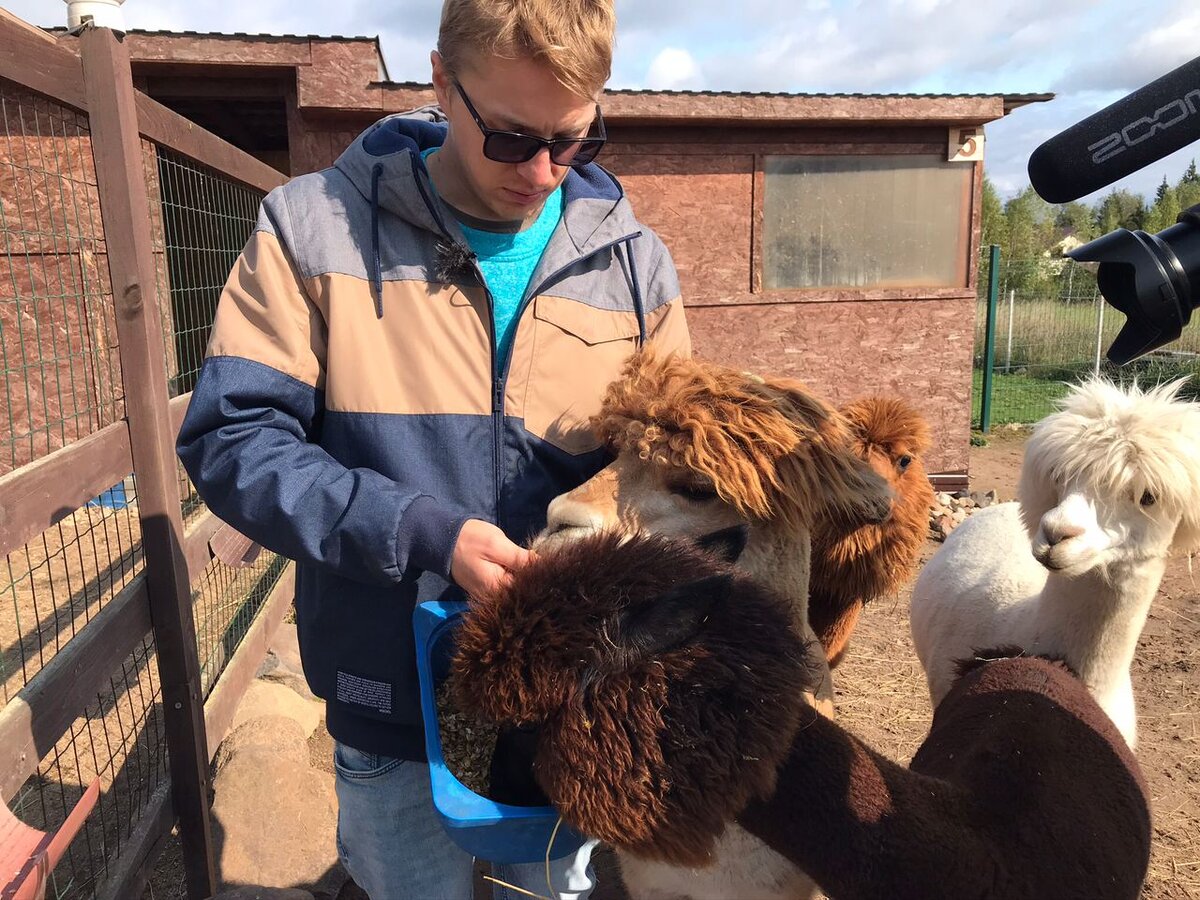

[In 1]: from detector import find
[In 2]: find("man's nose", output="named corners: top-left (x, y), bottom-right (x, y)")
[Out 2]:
top-left (517, 147), bottom-right (556, 187)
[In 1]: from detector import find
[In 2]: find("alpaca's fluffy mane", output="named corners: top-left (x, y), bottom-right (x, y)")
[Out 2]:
top-left (452, 531), bottom-right (818, 865)
top-left (811, 397), bottom-right (935, 603)
top-left (590, 347), bottom-right (878, 530)
top-left (1018, 377), bottom-right (1200, 553)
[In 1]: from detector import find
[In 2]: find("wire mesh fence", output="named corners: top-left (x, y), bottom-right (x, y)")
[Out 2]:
top-left (973, 250), bottom-right (1200, 427)
top-left (2, 56), bottom-right (282, 898)
top-left (192, 552), bottom-right (287, 698)
top-left (143, 142), bottom-right (264, 522)
top-left (1, 480), bottom-right (143, 707)
top-left (9, 634), bottom-right (168, 900)
top-left (0, 78), bottom-right (123, 477)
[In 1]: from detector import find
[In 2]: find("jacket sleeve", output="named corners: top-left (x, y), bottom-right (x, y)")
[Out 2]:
top-left (176, 193), bottom-right (470, 586)
top-left (641, 232), bottom-right (692, 359)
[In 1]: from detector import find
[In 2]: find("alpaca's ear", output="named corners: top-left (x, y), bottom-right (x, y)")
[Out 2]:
top-left (619, 575), bottom-right (732, 658)
top-left (695, 525), bottom-right (749, 563)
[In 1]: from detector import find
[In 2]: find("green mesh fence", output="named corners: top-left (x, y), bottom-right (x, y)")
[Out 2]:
top-left (192, 551), bottom-right (286, 698)
top-left (143, 141), bottom-right (264, 522)
top-left (973, 251), bottom-right (1200, 427)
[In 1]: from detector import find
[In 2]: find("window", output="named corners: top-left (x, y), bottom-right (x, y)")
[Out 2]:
top-left (762, 155), bottom-right (973, 290)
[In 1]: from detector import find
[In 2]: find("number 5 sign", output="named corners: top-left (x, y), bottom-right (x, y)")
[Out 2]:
top-left (948, 127), bottom-right (985, 162)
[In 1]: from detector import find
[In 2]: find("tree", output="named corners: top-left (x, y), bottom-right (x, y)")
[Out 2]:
top-left (1145, 180), bottom-right (1181, 233)
top-left (1055, 201), bottom-right (1096, 242)
top-left (980, 176), bottom-right (1006, 250)
top-left (1177, 162), bottom-right (1200, 212)
top-left (1094, 189), bottom-right (1146, 234)
top-left (1003, 186), bottom-right (1058, 259)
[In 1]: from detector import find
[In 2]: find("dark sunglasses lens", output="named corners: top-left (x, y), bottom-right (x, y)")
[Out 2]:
top-left (483, 133), bottom-right (541, 163)
top-left (554, 138), bottom-right (605, 166)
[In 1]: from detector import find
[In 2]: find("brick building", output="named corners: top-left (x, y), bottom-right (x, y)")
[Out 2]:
top-left (47, 28), bottom-right (1052, 486)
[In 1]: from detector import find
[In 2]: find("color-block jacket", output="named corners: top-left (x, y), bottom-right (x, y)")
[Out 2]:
top-left (176, 109), bottom-right (690, 759)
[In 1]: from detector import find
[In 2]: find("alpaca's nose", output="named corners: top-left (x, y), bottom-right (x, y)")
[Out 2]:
top-left (540, 495), bottom-right (607, 543)
top-left (1043, 522), bottom-right (1085, 547)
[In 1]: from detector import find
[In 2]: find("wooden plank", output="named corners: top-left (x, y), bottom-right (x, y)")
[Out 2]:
top-left (183, 508), bottom-right (221, 585)
top-left (203, 563), bottom-right (295, 759)
top-left (94, 781), bottom-right (175, 900)
top-left (750, 155), bottom-right (764, 294)
top-left (169, 392), bottom-right (192, 440)
top-left (0, 421), bottom-right (133, 560)
top-left (0, 12), bottom-right (88, 111)
top-left (81, 27), bottom-right (216, 899)
top-left (683, 287), bottom-right (979, 309)
top-left (135, 92), bottom-right (286, 194)
top-left (0, 577), bottom-right (152, 803)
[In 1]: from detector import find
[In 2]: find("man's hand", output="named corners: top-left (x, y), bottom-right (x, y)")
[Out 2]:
top-left (451, 519), bottom-right (532, 601)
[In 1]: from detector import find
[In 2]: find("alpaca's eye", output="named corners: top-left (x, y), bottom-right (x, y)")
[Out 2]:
top-left (897, 455), bottom-right (913, 473)
top-left (1139, 490), bottom-right (1157, 507)
top-left (671, 483), bottom-right (718, 503)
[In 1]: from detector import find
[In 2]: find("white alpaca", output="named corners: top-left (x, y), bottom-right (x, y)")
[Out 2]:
top-left (911, 378), bottom-right (1200, 749)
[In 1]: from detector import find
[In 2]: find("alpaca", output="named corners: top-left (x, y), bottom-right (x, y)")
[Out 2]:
top-left (536, 346), bottom-right (893, 676)
top-left (910, 377), bottom-right (1200, 748)
top-left (532, 348), bottom-right (894, 899)
top-left (809, 397), bottom-right (934, 667)
top-left (455, 531), bottom-right (1152, 900)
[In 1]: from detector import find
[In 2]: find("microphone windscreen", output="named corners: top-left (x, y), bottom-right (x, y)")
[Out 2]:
top-left (1028, 55), bottom-right (1200, 204)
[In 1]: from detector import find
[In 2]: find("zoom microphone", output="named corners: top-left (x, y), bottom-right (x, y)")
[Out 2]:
top-left (1028, 55), bottom-right (1200, 204)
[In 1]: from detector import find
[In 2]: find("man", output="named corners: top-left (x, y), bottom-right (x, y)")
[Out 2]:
top-left (177, 1), bottom-right (690, 897)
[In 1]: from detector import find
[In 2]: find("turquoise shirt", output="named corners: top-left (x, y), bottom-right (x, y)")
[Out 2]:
top-left (423, 148), bottom-right (563, 370)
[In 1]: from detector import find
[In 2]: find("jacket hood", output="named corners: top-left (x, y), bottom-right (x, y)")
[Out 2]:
top-left (332, 106), bottom-right (641, 254)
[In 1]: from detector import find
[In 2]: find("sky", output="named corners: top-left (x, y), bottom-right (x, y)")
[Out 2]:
top-left (13, 0), bottom-right (1200, 208)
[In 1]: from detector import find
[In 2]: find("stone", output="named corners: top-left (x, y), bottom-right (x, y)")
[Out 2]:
top-left (211, 725), bottom-right (346, 898)
top-left (232, 680), bottom-right (324, 739)
top-left (257, 623), bottom-right (317, 701)
top-left (215, 716), bottom-right (309, 773)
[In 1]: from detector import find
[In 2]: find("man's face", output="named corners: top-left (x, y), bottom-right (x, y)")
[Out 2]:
top-left (431, 52), bottom-right (600, 224)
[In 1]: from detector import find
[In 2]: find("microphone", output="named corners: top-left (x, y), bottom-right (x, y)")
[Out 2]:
top-left (1028, 55), bottom-right (1200, 204)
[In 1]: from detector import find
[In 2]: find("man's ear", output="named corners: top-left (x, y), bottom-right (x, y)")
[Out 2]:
top-left (618, 575), bottom-right (733, 659)
top-left (430, 50), bottom-right (452, 106)
top-left (695, 525), bottom-right (749, 563)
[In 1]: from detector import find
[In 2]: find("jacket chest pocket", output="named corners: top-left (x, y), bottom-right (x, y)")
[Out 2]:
top-left (521, 295), bottom-right (642, 455)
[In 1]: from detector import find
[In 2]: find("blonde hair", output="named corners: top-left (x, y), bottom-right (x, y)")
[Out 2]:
top-left (438, 0), bottom-right (616, 99)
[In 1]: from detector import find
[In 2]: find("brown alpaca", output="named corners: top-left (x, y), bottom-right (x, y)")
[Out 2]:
top-left (740, 652), bottom-right (1151, 900)
top-left (453, 528), bottom-right (821, 866)
top-left (809, 397), bottom-right (935, 667)
top-left (587, 348), bottom-right (893, 533)
top-left (457, 532), bottom-right (1152, 900)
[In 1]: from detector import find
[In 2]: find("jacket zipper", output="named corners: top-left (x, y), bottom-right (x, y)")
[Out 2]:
top-left (410, 161), bottom-right (641, 530)
top-left (487, 232), bottom-right (642, 525)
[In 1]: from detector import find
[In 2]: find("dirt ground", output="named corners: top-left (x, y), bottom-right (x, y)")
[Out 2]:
top-left (833, 430), bottom-right (1200, 899)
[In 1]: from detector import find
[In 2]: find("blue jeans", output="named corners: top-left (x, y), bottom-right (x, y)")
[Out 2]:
top-left (333, 741), bottom-right (598, 900)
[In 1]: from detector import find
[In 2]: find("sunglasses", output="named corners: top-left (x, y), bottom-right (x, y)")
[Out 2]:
top-left (453, 81), bottom-right (607, 167)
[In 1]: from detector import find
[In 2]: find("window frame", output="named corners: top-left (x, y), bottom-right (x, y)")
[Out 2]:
top-left (750, 149), bottom-right (981, 299)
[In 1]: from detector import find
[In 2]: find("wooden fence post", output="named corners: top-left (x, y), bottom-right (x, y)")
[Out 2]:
top-left (79, 26), bottom-right (217, 899)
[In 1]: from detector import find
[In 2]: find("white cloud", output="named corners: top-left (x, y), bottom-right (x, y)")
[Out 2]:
top-left (645, 47), bottom-right (705, 91)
